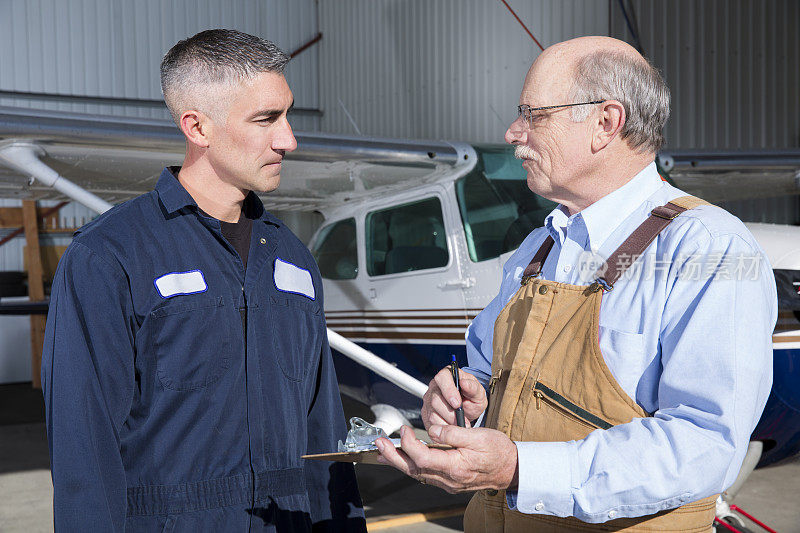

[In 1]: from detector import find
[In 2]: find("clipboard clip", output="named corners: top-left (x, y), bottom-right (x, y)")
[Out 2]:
top-left (337, 417), bottom-right (388, 452)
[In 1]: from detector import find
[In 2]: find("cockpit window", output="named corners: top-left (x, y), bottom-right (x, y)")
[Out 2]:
top-left (456, 146), bottom-right (557, 262)
top-left (366, 197), bottom-right (449, 276)
top-left (311, 218), bottom-right (358, 279)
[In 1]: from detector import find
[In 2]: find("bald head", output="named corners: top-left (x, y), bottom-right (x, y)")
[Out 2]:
top-left (547, 36), bottom-right (643, 66)
top-left (522, 36), bottom-right (670, 153)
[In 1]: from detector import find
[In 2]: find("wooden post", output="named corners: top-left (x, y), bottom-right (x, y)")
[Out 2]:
top-left (22, 200), bottom-right (46, 389)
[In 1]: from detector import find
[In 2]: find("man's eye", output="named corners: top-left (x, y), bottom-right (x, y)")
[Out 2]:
top-left (257, 116), bottom-right (279, 123)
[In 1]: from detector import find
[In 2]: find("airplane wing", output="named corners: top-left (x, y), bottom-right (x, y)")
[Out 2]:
top-left (3, 106), bottom-right (799, 210)
top-left (0, 106), bottom-right (476, 211)
top-left (659, 150), bottom-right (800, 204)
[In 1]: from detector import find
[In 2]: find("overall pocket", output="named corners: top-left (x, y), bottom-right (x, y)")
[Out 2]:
top-left (533, 381), bottom-right (613, 433)
top-left (270, 295), bottom-right (322, 382)
top-left (150, 295), bottom-right (233, 391)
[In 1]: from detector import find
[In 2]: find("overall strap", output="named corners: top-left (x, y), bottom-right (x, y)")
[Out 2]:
top-left (597, 195), bottom-right (710, 290)
top-left (521, 235), bottom-right (555, 284)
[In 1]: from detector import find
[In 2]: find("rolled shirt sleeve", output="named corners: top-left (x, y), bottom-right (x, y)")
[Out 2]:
top-left (507, 231), bottom-right (776, 522)
top-left (42, 241), bottom-right (136, 532)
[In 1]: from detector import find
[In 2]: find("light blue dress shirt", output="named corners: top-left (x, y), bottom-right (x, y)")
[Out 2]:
top-left (465, 162), bottom-right (777, 523)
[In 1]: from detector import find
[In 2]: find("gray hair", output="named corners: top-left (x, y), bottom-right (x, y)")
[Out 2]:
top-left (160, 29), bottom-right (290, 125)
top-left (569, 51), bottom-right (670, 153)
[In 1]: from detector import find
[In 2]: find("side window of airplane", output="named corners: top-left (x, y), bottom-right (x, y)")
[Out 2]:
top-left (311, 218), bottom-right (358, 279)
top-left (456, 147), bottom-right (557, 262)
top-left (366, 197), bottom-right (449, 276)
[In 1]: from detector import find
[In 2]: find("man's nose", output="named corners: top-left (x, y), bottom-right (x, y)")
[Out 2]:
top-left (274, 119), bottom-right (298, 153)
top-left (505, 116), bottom-right (527, 145)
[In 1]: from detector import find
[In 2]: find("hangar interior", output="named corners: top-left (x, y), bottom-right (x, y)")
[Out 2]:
top-left (0, 1), bottom-right (799, 531)
top-left (0, 0), bottom-right (797, 379)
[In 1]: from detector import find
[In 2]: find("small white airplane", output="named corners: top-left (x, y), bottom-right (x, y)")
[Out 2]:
top-left (1, 107), bottom-right (799, 530)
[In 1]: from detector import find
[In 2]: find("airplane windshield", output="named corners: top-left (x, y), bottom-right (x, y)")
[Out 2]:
top-left (456, 146), bottom-right (557, 262)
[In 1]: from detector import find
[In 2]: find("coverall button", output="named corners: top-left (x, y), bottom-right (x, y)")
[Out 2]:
top-left (260, 238), bottom-right (266, 244)
top-left (538, 285), bottom-right (548, 295)
top-left (608, 510), bottom-right (618, 519)
top-left (534, 501), bottom-right (544, 511)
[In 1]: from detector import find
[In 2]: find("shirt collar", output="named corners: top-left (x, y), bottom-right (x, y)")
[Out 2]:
top-left (544, 205), bottom-right (572, 246)
top-left (155, 166), bottom-right (281, 226)
top-left (544, 161), bottom-right (664, 252)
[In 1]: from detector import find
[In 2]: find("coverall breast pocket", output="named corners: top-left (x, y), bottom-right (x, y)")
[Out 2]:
top-left (270, 295), bottom-right (322, 382)
top-left (150, 295), bottom-right (233, 391)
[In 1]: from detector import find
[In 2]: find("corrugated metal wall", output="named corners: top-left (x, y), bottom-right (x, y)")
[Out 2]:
top-left (0, 0), bottom-right (321, 131)
top-left (318, 0), bottom-right (609, 143)
top-left (610, 0), bottom-right (800, 151)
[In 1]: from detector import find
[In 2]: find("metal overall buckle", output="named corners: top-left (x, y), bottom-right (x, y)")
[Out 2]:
top-left (591, 277), bottom-right (613, 293)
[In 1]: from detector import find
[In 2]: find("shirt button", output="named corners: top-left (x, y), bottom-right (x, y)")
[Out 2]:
top-left (260, 238), bottom-right (266, 244)
top-left (538, 285), bottom-right (548, 295)
top-left (534, 501), bottom-right (544, 511)
top-left (608, 510), bottom-right (618, 519)
top-left (486, 489), bottom-right (498, 496)
top-left (563, 265), bottom-right (572, 272)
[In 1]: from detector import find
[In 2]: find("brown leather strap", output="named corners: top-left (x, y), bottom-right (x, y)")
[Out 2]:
top-left (521, 235), bottom-right (555, 283)
top-left (517, 196), bottom-right (709, 289)
top-left (598, 195), bottom-right (710, 289)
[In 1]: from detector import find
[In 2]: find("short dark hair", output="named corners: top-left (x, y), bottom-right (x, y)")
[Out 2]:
top-left (160, 29), bottom-right (290, 124)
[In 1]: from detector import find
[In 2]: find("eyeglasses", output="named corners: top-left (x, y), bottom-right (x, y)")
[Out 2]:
top-left (517, 100), bottom-right (605, 127)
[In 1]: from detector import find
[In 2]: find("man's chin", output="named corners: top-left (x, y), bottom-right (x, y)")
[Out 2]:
top-left (253, 174), bottom-right (281, 194)
top-left (526, 174), bottom-right (551, 197)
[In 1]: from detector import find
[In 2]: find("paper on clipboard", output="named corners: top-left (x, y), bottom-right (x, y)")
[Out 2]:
top-left (303, 439), bottom-right (452, 464)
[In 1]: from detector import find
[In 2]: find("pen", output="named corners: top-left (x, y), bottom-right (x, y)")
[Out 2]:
top-left (450, 354), bottom-right (466, 427)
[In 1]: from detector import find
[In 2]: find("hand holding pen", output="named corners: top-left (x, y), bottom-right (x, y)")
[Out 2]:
top-left (419, 355), bottom-right (489, 432)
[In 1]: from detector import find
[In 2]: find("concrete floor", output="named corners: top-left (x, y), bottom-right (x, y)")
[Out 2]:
top-left (1, 386), bottom-right (798, 532)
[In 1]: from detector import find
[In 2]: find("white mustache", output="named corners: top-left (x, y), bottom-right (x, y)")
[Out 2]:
top-left (514, 145), bottom-right (536, 160)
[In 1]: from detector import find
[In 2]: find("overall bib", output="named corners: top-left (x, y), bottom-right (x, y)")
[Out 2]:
top-left (464, 197), bottom-right (717, 532)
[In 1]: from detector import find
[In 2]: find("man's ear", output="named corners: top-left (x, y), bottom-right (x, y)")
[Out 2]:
top-left (179, 110), bottom-right (212, 149)
top-left (591, 100), bottom-right (626, 152)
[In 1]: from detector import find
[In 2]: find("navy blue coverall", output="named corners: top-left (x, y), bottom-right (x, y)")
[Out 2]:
top-left (42, 168), bottom-right (366, 532)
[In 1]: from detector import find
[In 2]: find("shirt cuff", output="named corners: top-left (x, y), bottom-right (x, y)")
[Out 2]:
top-left (506, 441), bottom-right (575, 517)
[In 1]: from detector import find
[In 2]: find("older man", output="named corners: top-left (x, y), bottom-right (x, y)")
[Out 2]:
top-left (42, 30), bottom-right (365, 532)
top-left (376, 36), bottom-right (776, 531)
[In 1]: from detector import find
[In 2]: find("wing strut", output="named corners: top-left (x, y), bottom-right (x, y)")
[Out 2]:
top-left (0, 143), bottom-right (114, 214)
top-left (327, 329), bottom-right (429, 399)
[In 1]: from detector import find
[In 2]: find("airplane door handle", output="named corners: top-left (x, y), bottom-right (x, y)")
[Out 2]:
top-left (369, 288), bottom-right (377, 299)
top-left (438, 277), bottom-right (475, 289)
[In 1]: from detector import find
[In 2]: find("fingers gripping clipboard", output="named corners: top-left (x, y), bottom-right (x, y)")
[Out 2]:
top-left (303, 440), bottom-right (452, 464)
top-left (302, 417), bottom-right (451, 464)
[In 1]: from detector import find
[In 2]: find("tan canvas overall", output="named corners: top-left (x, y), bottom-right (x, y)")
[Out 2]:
top-left (464, 197), bottom-right (717, 532)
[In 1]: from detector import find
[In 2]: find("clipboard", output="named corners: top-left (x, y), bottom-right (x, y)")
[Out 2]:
top-left (303, 443), bottom-right (452, 464)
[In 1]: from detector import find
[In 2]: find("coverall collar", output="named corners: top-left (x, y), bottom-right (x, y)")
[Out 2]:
top-left (155, 166), bottom-right (282, 227)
